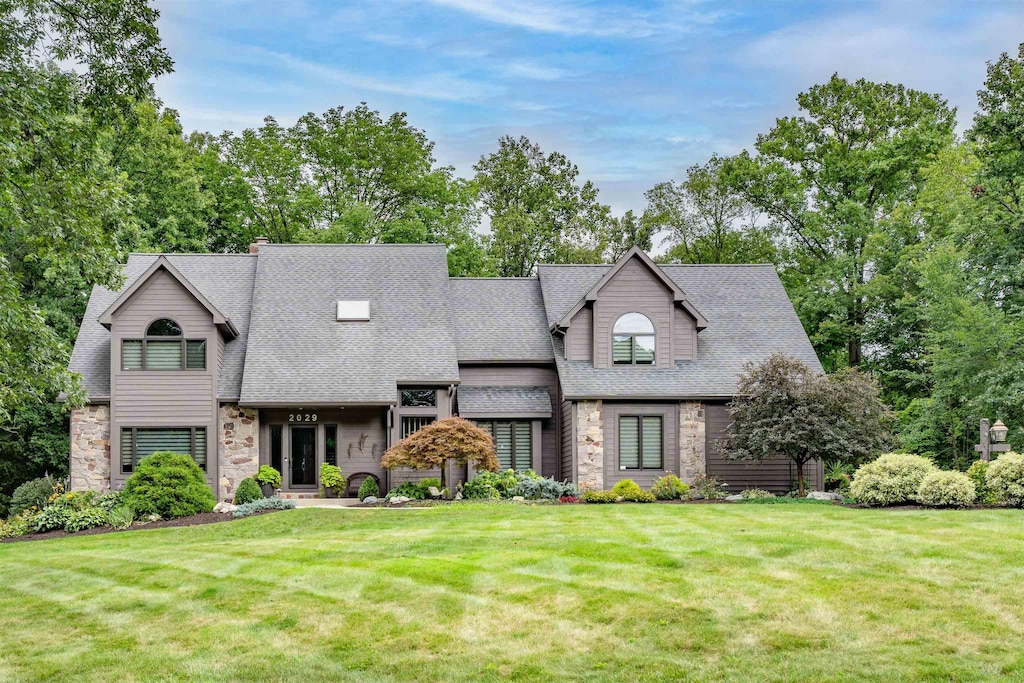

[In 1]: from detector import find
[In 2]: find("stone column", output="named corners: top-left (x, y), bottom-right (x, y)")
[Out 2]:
top-left (220, 404), bottom-right (259, 500)
top-left (70, 404), bottom-right (111, 492)
top-left (678, 401), bottom-right (706, 483)
top-left (576, 401), bottom-right (604, 490)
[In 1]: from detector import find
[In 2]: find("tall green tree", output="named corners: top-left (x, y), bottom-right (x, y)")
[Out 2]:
top-left (110, 100), bottom-right (212, 253)
top-left (0, 0), bottom-right (172, 423)
top-left (291, 104), bottom-right (477, 245)
top-left (728, 75), bottom-right (956, 369)
top-left (967, 43), bottom-right (1024, 313)
top-left (644, 156), bottom-right (778, 265)
top-left (219, 117), bottom-right (317, 245)
top-left (474, 136), bottom-right (611, 276)
top-left (605, 210), bottom-right (655, 260)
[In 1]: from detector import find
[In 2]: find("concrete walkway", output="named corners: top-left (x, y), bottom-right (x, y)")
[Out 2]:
top-left (293, 498), bottom-right (362, 508)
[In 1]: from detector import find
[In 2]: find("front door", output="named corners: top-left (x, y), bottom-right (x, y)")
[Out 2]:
top-left (289, 425), bottom-right (317, 488)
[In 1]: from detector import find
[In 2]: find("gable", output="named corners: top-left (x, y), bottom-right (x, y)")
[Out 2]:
top-left (98, 257), bottom-right (238, 338)
top-left (551, 248), bottom-right (706, 332)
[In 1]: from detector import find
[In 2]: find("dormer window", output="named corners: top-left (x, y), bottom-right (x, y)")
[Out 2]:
top-left (121, 318), bottom-right (206, 370)
top-left (613, 313), bottom-right (655, 365)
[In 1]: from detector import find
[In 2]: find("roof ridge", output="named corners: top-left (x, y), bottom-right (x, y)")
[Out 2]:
top-left (127, 252), bottom-right (256, 257)
top-left (450, 277), bottom-right (540, 281)
top-left (259, 243), bottom-right (445, 248)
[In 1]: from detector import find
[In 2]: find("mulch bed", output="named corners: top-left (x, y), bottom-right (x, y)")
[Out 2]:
top-left (1, 510), bottom-right (278, 544)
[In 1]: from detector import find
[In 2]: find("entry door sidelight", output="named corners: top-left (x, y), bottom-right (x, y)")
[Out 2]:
top-left (290, 426), bottom-right (317, 487)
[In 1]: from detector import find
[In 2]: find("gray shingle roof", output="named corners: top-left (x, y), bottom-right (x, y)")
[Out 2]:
top-left (239, 244), bottom-right (460, 404)
top-left (68, 253), bottom-right (257, 400)
top-left (458, 386), bottom-right (553, 417)
top-left (539, 263), bottom-right (822, 399)
top-left (449, 278), bottom-right (553, 362)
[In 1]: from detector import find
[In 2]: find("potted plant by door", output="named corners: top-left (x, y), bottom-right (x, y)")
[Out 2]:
top-left (320, 464), bottom-right (347, 498)
top-left (256, 465), bottom-right (282, 498)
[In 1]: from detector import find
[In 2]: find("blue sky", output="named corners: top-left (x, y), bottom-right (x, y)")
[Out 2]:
top-left (154, 0), bottom-right (1024, 216)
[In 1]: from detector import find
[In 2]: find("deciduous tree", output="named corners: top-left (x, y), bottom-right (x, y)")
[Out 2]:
top-left (474, 136), bottom-right (611, 276)
top-left (727, 354), bottom-right (893, 495)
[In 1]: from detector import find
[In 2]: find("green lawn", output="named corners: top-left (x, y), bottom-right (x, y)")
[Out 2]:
top-left (2, 504), bottom-right (1024, 682)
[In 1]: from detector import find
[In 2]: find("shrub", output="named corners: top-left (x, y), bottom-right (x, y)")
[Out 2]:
top-left (987, 452), bottom-right (1024, 507)
top-left (123, 451), bottom-right (217, 519)
top-left (967, 460), bottom-right (1000, 504)
top-left (95, 491), bottom-right (125, 512)
top-left (850, 453), bottom-right (937, 507)
top-left (741, 488), bottom-right (775, 499)
top-left (385, 482), bottom-right (428, 500)
top-left (255, 465), bottom-right (282, 489)
top-left (916, 471), bottom-right (977, 508)
top-left (233, 497), bottom-right (296, 518)
top-left (65, 506), bottom-right (109, 533)
top-left (9, 476), bottom-right (57, 516)
top-left (559, 496), bottom-right (580, 504)
top-left (106, 505), bottom-right (136, 530)
top-left (463, 469), bottom-right (519, 499)
top-left (0, 510), bottom-right (39, 539)
top-left (234, 478), bottom-right (263, 505)
top-left (691, 474), bottom-right (728, 500)
top-left (34, 502), bottom-right (72, 532)
top-left (651, 474), bottom-right (690, 500)
top-left (358, 476), bottom-right (379, 501)
top-left (582, 490), bottom-right (619, 504)
top-left (513, 476), bottom-right (578, 500)
top-left (319, 464), bottom-right (347, 496)
top-left (609, 480), bottom-right (656, 503)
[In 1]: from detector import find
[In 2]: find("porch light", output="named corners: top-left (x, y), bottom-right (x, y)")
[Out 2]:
top-left (991, 420), bottom-right (1009, 443)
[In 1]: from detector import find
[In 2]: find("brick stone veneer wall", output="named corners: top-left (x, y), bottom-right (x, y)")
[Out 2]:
top-left (220, 404), bottom-right (259, 500)
top-left (576, 400), bottom-right (604, 490)
top-left (678, 401), bottom-right (706, 483)
top-left (70, 404), bottom-right (111, 492)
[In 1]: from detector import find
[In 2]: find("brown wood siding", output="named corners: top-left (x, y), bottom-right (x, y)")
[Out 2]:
top-left (672, 307), bottom-right (696, 361)
top-left (458, 365), bottom-right (559, 478)
top-left (560, 399), bottom-right (574, 482)
top-left (704, 402), bottom-right (822, 492)
top-left (109, 269), bottom-right (220, 488)
top-left (566, 306), bottom-right (592, 361)
top-left (592, 258), bottom-right (674, 369)
top-left (602, 402), bottom-right (678, 488)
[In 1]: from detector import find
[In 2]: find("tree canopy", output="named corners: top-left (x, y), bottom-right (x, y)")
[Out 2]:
top-left (727, 354), bottom-right (894, 495)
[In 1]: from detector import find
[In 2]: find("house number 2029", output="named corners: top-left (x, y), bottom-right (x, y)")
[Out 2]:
top-left (289, 413), bottom-right (318, 422)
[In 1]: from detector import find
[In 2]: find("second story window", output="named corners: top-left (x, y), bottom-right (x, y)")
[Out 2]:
top-left (613, 312), bottom-right (656, 365)
top-left (122, 318), bottom-right (206, 370)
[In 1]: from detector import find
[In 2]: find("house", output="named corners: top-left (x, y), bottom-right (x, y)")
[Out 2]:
top-left (67, 241), bottom-right (824, 499)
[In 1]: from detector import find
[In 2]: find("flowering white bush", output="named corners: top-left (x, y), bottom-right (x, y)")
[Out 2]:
top-left (916, 471), bottom-right (976, 508)
top-left (986, 452), bottom-right (1024, 507)
top-left (850, 453), bottom-right (937, 507)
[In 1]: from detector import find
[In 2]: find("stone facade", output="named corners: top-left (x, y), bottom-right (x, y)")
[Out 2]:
top-left (678, 401), bottom-right (706, 483)
top-left (70, 404), bottom-right (111, 491)
top-left (219, 404), bottom-right (259, 500)
top-left (576, 400), bottom-right (604, 490)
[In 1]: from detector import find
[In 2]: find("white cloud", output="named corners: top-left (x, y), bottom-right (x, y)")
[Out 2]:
top-left (419, 0), bottom-right (661, 37)
top-left (503, 61), bottom-right (571, 81)
top-left (244, 47), bottom-right (504, 103)
top-left (740, 5), bottom-right (1024, 130)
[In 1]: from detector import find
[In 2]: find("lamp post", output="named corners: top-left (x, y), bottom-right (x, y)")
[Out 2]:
top-left (975, 418), bottom-right (1011, 461)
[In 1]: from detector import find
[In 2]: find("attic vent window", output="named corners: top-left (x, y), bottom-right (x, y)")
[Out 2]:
top-left (337, 301), bottom-right (370, 321)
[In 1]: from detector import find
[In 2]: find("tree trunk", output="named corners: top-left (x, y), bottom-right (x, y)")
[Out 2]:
top-left (796, 462), bottom-right (806, 497)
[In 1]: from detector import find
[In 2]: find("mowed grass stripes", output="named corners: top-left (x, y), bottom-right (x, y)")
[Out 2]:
top-left (2, 505), bottom-right (1024, 682)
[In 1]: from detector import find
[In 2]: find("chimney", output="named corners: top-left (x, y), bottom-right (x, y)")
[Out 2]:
top-left (249, 236), bottom-right (270, 254)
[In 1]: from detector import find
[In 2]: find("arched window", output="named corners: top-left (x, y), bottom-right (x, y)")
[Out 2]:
top-left (147, 318), bottom-right (182, 336)
top-left (122, 318), bottom-right (206, 370)
top-left (613, 313), bottom-right (655, 365)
